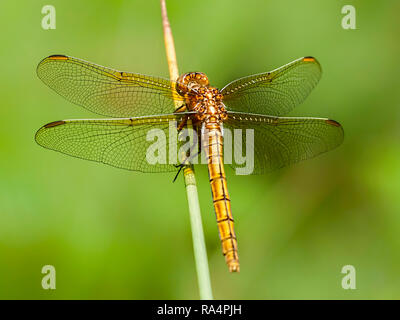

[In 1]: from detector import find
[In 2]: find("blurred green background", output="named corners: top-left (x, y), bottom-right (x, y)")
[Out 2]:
top-left (0, 0), bottom-right (399, 299)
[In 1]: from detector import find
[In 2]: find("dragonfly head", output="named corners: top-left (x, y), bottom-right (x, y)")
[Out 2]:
top-left (176, 72), bottom-right (209, 96)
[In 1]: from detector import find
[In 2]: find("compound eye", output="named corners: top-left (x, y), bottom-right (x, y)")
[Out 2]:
top-left (202, 75), bottom-right (209, 83)
top-left (175, 83), bottom-right (185, 96)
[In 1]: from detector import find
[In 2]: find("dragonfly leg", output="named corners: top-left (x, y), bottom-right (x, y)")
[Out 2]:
top-left (172, 138), bottom-right (200, 183)
top-left (173, 120), bottom-right (201, 182)
top-left (174, 104), bottom-right (187, 114)
top-left (172, 164), bottom-right (184, 182)
top-left (177, 116), bottom-right (188, 132)
top-left (172, 151), bottom-right (198, 183)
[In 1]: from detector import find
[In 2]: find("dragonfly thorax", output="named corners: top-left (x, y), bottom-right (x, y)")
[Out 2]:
top-left (176, 72), bottom-right (227, 122)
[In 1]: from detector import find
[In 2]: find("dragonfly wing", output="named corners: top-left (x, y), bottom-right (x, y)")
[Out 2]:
top-left (221, 57), bottom-right (321, 116)
top-left (35, 114), bottom-right (187, 173)
top-left (224, 112), bottom-right (343, 174)
top-left (37, 55), bottom-right (183, 117)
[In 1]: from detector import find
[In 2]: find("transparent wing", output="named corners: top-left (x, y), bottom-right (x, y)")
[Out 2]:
top-left (35, 114), bottom-right (187, 173)
top-left (221, 57), bottom-right (322, 116)
top-left (224, 112), bottom-right (343, 174)
top-left (37, 55), bottom-right (184, 117)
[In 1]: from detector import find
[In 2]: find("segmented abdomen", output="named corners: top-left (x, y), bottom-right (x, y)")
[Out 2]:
top-left (203, 122), bottom-right (240, 272)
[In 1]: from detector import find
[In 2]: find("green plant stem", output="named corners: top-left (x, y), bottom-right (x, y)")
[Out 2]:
top-left (183, 166), bottom-right (213, 299)
top-left (160, 0), bottom-right (213, 300)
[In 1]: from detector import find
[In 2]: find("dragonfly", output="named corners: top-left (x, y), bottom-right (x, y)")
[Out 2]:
top-left (35, 55), bottom-right (344, 272)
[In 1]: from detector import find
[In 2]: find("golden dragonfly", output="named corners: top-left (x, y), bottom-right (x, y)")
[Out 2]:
top-left (35, 55), bottom-right (343, 272)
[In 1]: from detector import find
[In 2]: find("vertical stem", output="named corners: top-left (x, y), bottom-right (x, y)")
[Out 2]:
top-left (160, 0), bottom-right (179, 83)
top-left (183, 167), bottom-right (213, 300)
top-left (160, 0), bottom-right (213, 300)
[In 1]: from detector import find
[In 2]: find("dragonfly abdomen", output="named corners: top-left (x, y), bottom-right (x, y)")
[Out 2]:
top-left (203, 123), bottom-right (240, 272)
